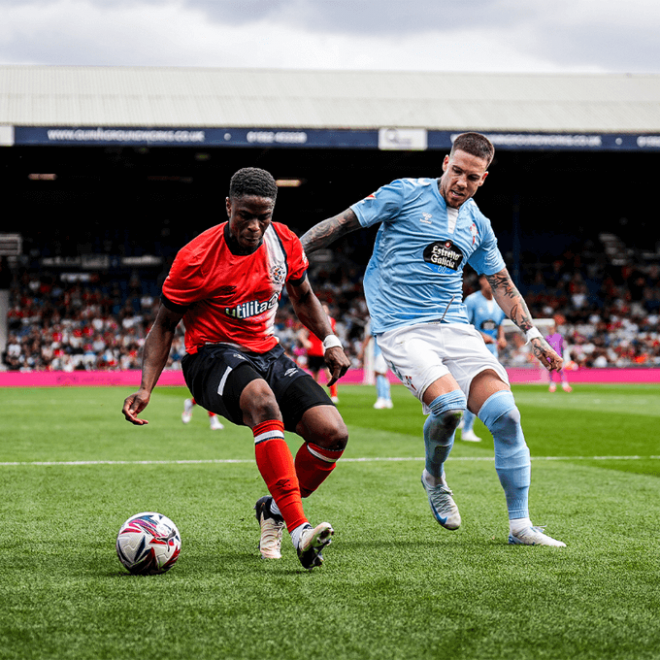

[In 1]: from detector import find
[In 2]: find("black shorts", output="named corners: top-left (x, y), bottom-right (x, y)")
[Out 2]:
top-left (307, 355), bottom-right (326, 372)
top-left (182, 343), bottom-right (333, 432)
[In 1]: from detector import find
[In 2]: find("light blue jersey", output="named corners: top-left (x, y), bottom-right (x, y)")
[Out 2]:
top-left (351, 178), bottom-right (506, 334)
top-left (465, 290), bottom-right (507, 357)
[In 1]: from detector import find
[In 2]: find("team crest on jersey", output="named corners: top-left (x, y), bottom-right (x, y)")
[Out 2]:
top-left (269, 264), bottom-right (286, 285)
top-left (423, 240), bottom-right (464, 273)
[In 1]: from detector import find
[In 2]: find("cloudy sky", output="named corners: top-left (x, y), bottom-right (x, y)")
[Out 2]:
top-left (1, 0), bottom-right (659, 74)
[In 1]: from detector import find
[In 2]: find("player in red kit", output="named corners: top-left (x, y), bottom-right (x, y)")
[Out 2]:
top-left (122, 168), bottom-right (351, 570)
top-left (298, 302), bottom-right (340, 403)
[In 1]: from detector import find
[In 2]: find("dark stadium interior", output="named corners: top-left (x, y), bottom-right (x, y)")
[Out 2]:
top-left (2, 143), bottom-right (659, 372)
top-left (3, 144), bottom-right (659, 269)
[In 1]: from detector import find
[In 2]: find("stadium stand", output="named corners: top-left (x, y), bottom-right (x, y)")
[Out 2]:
top-left (2, 232), bottom-right (659, 373)
top-left (1, 67), bottom-right (659, 375)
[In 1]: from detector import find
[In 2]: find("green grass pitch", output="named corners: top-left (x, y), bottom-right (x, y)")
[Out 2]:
top-left (1, 383), bottom-right (659, 660)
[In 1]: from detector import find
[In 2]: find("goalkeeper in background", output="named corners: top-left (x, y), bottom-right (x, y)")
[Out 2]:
top-left (545, 324), bottom-right (573, 392)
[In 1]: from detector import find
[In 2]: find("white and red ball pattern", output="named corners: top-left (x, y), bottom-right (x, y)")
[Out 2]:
top-left (116, 512), bottom-right (181, 575)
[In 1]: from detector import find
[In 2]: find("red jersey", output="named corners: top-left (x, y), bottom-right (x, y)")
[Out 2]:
top-left (307, 316), bottom-right (336, 357)
top-left (162, 222), bottom-right (308, 354)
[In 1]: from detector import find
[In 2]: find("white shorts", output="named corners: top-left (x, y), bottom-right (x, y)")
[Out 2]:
top-left (373, 352), bottom-right (388, 374)
top-left (377, 322), bottom-right (509, 413)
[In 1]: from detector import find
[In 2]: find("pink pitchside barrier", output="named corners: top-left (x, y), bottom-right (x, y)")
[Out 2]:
top-left (0, 368), bottom-right (658, 388)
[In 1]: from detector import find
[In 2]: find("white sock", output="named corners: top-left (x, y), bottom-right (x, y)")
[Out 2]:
top-left (423, 468), bottom-right (446, 488)
top-left (290, 522), bottom-right (311, 549)
top-left (269, 499), bottom-right (282, 517)
top-left (509, 517), bottom-right (532, 536)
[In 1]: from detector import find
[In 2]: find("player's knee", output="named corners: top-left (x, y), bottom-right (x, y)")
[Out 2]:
top-left (312, 417), bottom-right (349, 451)
top-left (479, 391), bottom-right (518, 431)
top-left (442, 409), bottom-right (464, 432)
top-left (325, 422), bottom-right (349, 451)
top-left (490, 407), bottom-right (521, 437)
top-left (425, 390), bottom-right (467, 444)
top-left (297, 407), bottom-right (348, 451)
top-left (428, 390), bottom-right (467, 421)
top-left (478, 391), bottom-right (528, 460)
top-left (425, 408), bottom-right (463, 440)
top-left (240, 380), bottom-right (281, 424)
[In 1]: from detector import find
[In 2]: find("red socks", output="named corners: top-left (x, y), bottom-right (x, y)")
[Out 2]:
top-left (253, 420), bottom-right (307, 532)
top-left (254, 421), bottom-right (344, 528)
top-left (295, 442), bottom-right (344, 498)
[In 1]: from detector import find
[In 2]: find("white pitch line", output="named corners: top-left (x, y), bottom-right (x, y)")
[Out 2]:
top-left (0, 456), bottom-right (659, 467)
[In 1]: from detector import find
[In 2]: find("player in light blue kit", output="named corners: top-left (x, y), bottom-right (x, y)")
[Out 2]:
top-left (460, 274), bottom-right (507, 442)
top-left (360, 321), bottom-right (393, 409)
top-left (302, 132), bottom-right (566, 547)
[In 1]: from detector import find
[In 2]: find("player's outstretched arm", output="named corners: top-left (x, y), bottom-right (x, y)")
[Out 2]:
top-left (122, 304), bottom-right (183, 425)
top-left (486, 268), bottom-right (563, 372)
top-left (287, 277), bottom-right (351, 386)
top-left (300, 208), bottom-right (361, 254)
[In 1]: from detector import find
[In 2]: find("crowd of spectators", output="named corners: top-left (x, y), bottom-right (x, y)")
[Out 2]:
top-left (2, 248), bottom-right (660, 373)
top-left (519, 253), bottom-right (660, 368)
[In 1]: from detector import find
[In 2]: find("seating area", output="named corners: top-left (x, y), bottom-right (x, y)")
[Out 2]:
top-left (2, 230), bottom-right (659, 372)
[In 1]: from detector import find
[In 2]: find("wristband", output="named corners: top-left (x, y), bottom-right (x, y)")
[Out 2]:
top-left (322, 335), bottom-right (342, 351)
top-left (524, 327), bottom-right (543, 344)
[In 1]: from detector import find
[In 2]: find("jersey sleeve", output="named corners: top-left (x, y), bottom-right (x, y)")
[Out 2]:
top-left (467, 212), bottom-right (507, 276)
top-left (350, 179), bottom-right (406, 228)
top-left (161, 244), bottom-right (208, 309)
top-left (279, 225), bottom-right (309, 284)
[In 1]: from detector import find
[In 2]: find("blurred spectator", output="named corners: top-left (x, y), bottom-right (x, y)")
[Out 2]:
top-left (2, 255), bottom-right (660, 372)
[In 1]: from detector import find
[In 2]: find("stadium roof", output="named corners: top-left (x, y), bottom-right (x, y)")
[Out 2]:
top-left (1, 65), bottom-right (660, 133)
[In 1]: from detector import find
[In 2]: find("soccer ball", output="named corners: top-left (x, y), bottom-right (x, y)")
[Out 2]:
top-left (116, 512), bottom-right (181, 575)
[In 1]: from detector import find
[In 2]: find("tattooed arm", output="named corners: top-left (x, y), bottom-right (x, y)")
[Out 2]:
top-left (486, 268), bottom-right (563, 372)
top-left (300, 208), bottom-right (362, 254)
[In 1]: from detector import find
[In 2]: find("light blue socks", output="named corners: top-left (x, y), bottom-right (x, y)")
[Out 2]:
top-left (423, 391), bottom-right (467, 479)
top-left (376, 374), bottom-right (391, 400)
top-left (478, 390), bottom-right (530, 520)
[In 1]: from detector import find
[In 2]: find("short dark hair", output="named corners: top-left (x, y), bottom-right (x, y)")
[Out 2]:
top-left (229, 167), bottom-right (278, 201)
top-left (450, 132), bottom-right (495, 167)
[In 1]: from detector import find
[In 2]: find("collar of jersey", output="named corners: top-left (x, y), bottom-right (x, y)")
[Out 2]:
top-left (224, 222), bottom-right (264, 256)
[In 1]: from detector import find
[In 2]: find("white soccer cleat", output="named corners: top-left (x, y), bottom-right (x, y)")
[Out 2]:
top-left (384, 399), bottom-right (393, 409)
top-left (297, 522), bottom-right (334, 570)
top-left (373, 398), bottom-right (387, 409)
top-left (181, 398), bottom-right (194, 424)
top-left (255, 497), bottom-right (284, 559)
top-left (508, 525), bottom-right (566, 547)
top-left (209, 415), bottom-right (224, 430)
top-left (420, 473), bottom-right (461, 530)
top-left (330, 396), bottom-right (340, 404)
top-left (461, 429), bottom-right (481, 442)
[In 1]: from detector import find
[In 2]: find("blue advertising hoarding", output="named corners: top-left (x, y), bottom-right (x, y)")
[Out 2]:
top-left (6, 125), bottom-right (660, 152)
